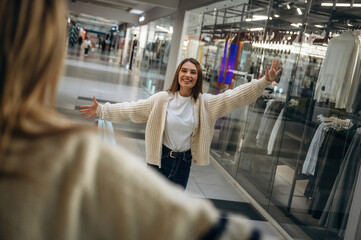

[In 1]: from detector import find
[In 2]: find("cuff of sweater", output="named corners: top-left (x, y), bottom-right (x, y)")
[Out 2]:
top-left (255, 76), bottom-right (271, 89)
top-left (96, 104), bottom-right (104, 119)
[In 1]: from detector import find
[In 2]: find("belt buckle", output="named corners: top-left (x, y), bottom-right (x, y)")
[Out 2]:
top-left (170, 150), bottom-right (176, 158)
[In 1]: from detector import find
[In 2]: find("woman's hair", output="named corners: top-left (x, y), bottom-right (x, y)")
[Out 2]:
top-left (0, 0), bottom-right (75, 155)
top-left (167, 58), bottom-right (203, 100)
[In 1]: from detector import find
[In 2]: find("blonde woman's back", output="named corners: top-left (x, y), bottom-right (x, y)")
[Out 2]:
top-left (0, 130), bottom-right (225, 240)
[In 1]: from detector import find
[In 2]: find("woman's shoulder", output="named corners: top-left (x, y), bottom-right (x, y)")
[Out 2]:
top-left (149, 90), bottom-right (172, 102)
top-left (9, 128), bottom-right (138, 177)
top-left (151, 90), bottom-right (170, 97)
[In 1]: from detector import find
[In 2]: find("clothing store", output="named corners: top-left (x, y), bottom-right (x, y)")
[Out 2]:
top-left (123, 15), bottom-right (174, 94)
top-left (181, 0), bottom-right (361, 239)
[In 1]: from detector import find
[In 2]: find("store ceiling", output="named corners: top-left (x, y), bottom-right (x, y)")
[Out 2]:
top-left (195, 0), bottom-right (361, 38)
top-left (73, 0), bottom-right (155, 12)
top-left (68, 12), bottom-right (119, 28)
top-left (68, 0), bottom-right (178, 27)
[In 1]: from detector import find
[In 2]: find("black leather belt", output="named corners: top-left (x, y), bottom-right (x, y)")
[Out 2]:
top-left (162, 145), bottom-right (192, 159)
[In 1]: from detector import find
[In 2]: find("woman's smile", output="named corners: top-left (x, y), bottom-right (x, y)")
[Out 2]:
top-left (178, 61), bottom-right (198, 96)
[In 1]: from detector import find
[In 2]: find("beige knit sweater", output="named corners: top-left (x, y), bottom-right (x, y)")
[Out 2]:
top-left (97, 77), bottom-right (270, 166)
top-left (1, 130), bottom-right (266, 240)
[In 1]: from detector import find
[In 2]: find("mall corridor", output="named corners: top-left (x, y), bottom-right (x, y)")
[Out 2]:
top-left (56, 50), bottom-right (286, 240)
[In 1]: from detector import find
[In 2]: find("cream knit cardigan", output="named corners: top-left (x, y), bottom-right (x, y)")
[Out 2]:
top-left (97, 77), bottom-right (270, 167)
top-left (2, 130), bottom-right (264, 240)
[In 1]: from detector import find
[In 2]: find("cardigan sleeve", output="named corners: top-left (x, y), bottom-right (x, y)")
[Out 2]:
top-left (96, 95), bottom-right (156, 123)
top-left (83, 137), bottom-right (261, 240)
top-left (204, 77), bottom-right (270, 121)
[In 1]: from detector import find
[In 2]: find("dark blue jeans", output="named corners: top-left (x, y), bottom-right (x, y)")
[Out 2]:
top-left (148, 145), bottom-right (192, 189)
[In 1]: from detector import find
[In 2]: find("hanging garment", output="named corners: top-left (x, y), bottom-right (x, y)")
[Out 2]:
top-left (292, 55), bottom-right (309, 97)
top-left (349, 68), bottom-right (361, 113)
top-left (278, 53), bottom-right (296, 94)
top-left (308, 128), bottom-right (354, 219)
top-left (338, 33), bottom-right (361, 110)
top-left (239, 97), bottom-right (268, 171)
top-left (319, 128), bottom-right (361, 236)
top-left (302, 122), bottom-right (331, 175)
top-left (314, 31), bottom-right (361, 111)
top-left (267, 108), bottom-right (284, 155)
top-left (242, 97), bottom-right (268, 151)
top-left (256, 100), bottom-right (284, 150)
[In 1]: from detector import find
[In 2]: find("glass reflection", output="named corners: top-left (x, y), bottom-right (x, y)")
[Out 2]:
top-left (187, 0), bottom-right (361, 239)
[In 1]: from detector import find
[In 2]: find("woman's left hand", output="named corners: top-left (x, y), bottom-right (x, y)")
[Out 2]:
top-left (265, 59), bottom-right (282, 83)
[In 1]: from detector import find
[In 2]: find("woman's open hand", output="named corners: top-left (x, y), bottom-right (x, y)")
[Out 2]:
top-left (265, 59), bottom-right (282, 83)
top-left (79, 96), bottom-right (99, 119)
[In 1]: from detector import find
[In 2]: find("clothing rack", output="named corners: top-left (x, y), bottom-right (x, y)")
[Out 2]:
top-left (285, 111), bottom-right (360, 213)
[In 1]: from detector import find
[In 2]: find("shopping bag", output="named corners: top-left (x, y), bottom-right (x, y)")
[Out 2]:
top-left (97, 120), bottom-right (117, 146)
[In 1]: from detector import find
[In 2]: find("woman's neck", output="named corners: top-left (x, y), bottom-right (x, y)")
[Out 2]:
top-left (179, 89), bottom-right (192, 97)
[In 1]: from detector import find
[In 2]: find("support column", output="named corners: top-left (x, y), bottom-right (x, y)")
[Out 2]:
top-left (163, 10), bottom-right (189, 90)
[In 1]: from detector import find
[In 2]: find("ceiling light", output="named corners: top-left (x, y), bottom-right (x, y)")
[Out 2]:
top-left (336, 3), bottom-right (351, 7)
top-left (315, 25), bottom-right (324, 28)
top-left (254, 15), bottom-right (268, 19)
top-left (287, 4), bottom-right (291, 9)
top-left (321, 2), bottom-right (356, 7)
top-left (139, 16), bottom-right (145, 22)
top-left (321, 3), bottom-right (333, 6)
top-left (297, 8), bottom-right (302, 15)
top-left (274, 14), bottom-right (280, 18)
top-left (156, 25), bottom-right (172, 33)
top-left (291, 23), bottom-right (302, 27)
top-left (246, 15), bottom-right (268, 21)
top-left (129, 9), bottom-right (144, 14)
top-left (248, 27), bottom-right (264, 31)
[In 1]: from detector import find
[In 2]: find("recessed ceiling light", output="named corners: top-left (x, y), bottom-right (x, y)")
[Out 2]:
top-left (336, 3), bottom-right (350, 6)
top-left (248, 27), bottom-right (264, 31)
top-left (321, 3), bottom-right (333, 6)
top-left (129, 9), bottom-right (144, 14)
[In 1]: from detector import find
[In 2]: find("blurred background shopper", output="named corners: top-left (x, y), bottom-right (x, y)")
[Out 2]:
top-left (0, 1), bottom-right (276, 239)
top-left (80, 58), bottom-right (281, 189)
top-left (84, 37), bottom-right (91, 56)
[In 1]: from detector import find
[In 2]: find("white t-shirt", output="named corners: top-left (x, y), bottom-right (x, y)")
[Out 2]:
top-left (163, 92), bottom-right (195, 152)
top-left (84, 39), bottom-right (91, 48)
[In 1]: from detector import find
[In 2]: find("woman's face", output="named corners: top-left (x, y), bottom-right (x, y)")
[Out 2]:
top-left (178, 61), bottom-right (198, 93)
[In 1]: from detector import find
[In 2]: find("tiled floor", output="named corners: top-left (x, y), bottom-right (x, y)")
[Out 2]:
top-left (57, 49), bottom-right (286, 240)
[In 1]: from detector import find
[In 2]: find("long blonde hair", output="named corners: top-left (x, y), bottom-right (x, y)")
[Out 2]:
top-left (0, 1), bottom-right (76, 156)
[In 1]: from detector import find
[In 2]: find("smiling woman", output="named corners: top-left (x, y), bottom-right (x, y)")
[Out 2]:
top-left (80, 57), bottom-right (281, 188)
top-left (168, 58), bottom-right (203, 98)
